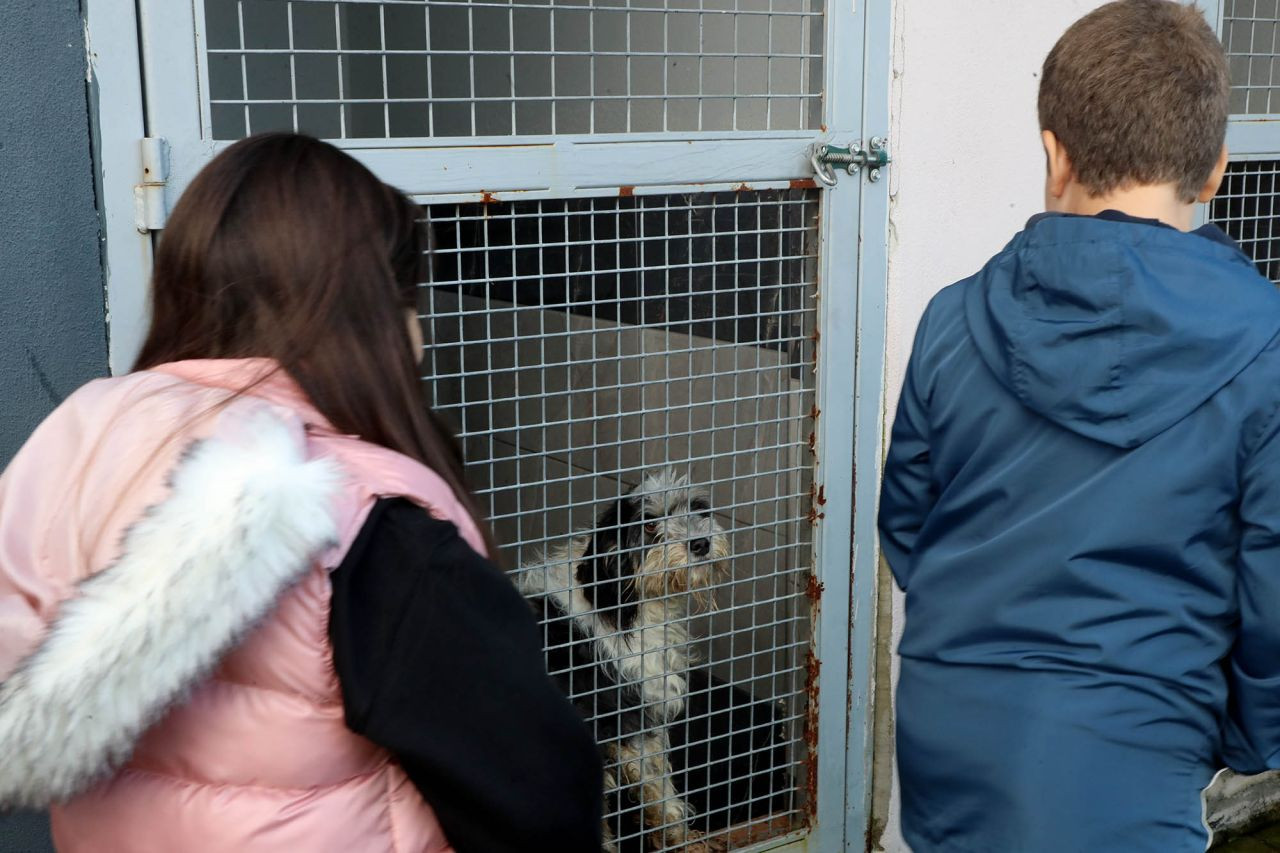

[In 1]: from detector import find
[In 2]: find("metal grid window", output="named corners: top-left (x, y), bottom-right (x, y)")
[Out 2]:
top-left (421, 189), bottom-right (819, 849)
top-left (1210, 160), bottom-right (1280, 283)
top-left (203, 0), bottom-right (824, 139)
top-left (1224, 0), bottom-right (1280, 115)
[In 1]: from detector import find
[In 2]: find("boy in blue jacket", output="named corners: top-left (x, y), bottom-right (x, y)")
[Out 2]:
top-left (879, 2), bottom-right (1280, 850)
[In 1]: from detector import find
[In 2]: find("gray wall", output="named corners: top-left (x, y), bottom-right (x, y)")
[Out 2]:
top-left (0, 0), bottom-right (108, 465)
top-left (0, 0), bottom-right (109, 849)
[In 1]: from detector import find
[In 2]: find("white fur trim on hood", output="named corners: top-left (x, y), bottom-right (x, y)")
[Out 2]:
top-left (0, 412), bottom-right (341, 808)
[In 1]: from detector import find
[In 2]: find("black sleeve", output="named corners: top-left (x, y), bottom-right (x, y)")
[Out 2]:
top-left (329, 498), bottom-right (603, 853)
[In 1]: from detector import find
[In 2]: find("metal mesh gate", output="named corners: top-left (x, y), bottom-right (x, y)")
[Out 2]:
top-left (1211, 2), bottom-right (1280, 285)
top-left (1210, 160), bottom-right (1280, 283)
top-left (117, 0), bottom-right (867, 844)
top-left (422, 190), bottom-right (818, 848)
top-left (203, 0), bottom-right (824, 138)
top-left (1223, 0), bottom-right (1280, 115)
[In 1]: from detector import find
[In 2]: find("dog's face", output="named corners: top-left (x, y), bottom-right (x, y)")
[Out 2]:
top-left (578, 470), bottom-right (730, 627)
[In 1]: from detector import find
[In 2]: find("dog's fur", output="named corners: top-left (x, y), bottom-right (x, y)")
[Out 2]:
top-left (518, 470), bottom-right (730, 852)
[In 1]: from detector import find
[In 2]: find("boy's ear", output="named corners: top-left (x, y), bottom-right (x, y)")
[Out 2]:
top-left (1196, 145), bottom-right (1230, 205)
top-left (1042, 129), bottom-right (1073, 205)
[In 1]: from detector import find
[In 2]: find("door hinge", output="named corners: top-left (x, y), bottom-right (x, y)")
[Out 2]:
top-left (810, 137), bottom-right (890, 188)
top-left (134, 137), bottom-right (170, 233)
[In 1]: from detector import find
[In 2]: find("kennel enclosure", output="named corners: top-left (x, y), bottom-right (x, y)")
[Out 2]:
top-left (1204, 0), bottom-right (1280, 280)
top-left (86, 0), bottom-right (891, 849)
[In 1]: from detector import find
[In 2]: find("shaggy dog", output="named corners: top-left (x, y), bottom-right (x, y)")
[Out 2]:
top-left (518, 471), bottom-right (730, 851)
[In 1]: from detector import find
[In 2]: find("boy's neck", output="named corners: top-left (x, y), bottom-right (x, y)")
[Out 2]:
top-left (1047, 182), bottom-right (1196, 232)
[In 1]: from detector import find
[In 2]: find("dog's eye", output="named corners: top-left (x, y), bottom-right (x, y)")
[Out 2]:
top-left (644, 521), bottom-right (658, 534)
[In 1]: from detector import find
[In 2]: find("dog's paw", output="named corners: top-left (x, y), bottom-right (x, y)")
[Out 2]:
top-left (668, 828), bottom-right (728, 853)
top-left (703, 833), bottom-right (730, 853)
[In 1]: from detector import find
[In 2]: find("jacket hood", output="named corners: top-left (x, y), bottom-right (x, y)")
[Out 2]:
top-left (963, 214), bottom-right (1280, 448)
top-left (0, 402), bottom-right (340, 808)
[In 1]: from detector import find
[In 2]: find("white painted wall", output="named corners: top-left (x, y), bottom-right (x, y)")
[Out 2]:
top-left (877, 2), bottom-right (1109, 849)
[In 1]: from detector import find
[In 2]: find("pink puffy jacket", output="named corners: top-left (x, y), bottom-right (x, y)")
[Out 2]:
top-left (0, 359), bottom-right (485, 852)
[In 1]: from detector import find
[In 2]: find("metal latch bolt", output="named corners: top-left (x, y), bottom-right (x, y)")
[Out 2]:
top-left (810, 137), bottom-right (890, 187)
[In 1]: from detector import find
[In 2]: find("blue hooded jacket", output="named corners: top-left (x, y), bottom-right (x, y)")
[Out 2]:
top-left (880, 212), bottom-right (1280, 852)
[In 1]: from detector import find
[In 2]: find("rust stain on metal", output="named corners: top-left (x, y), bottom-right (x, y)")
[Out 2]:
top-left (480, 191), bottom-right (498, 204)
top-left (802, 555), bottom-right (824, 825)
top-left (805, 651), bottom-right (822, 700)
top-left (807, 431), bottom-right (817, 454)
top-left (805, 574), bottom-right (824, 605)
top-left (802, 648), bottom-right (822, 822)
top-left (732, 182), bottom-right (752, 192)
top-left (619, 185), bottom-right (635, 197)
top-left (807, 481), bottom-right (827, 524)
top-left (789, 178), bottom-right (818, 190)
top-left (809, 404), bottom-right (821, 421)
top-left (811, 328), bottom-right (821, 344)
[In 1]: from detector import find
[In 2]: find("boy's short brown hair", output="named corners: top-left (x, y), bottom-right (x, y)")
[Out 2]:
top-left (1038, 0), bottom-right (1229, 202)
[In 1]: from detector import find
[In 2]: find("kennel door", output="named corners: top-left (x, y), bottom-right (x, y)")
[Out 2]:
top-left (104, 0), bottom-right (893, 848)
top-left (1199, 0), bottom-right (1280, 283)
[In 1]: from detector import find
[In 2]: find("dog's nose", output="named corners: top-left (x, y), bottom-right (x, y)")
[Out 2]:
top-left (690, 538), bottom-right (711, 557)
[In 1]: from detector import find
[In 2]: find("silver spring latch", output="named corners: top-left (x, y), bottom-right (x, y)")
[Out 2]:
top-left (810, 137), bottom-right (890, 188)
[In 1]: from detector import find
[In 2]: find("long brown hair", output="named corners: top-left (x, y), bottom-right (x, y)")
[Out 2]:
top-left (135, 133), bottom-right (496, 556)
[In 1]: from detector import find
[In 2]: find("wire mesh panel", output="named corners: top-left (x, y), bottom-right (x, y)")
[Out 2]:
top-left (1210, 160), bottom-right (1280, 283)
top-left (202, 0), bottom-right (824, 139)
top-left (1224, 0), bottom-right (1280, 115)
top-left (421, 188), bottom-right (819, 850)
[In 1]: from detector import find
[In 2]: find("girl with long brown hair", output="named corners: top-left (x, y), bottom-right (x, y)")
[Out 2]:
top-left (0, 133), bottom-right (601, 852)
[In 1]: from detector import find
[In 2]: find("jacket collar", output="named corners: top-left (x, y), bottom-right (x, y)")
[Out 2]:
top-left (149, 358), bottom-right (337, 434)
top-left (1026, 210), bottom-right (1246, 255)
